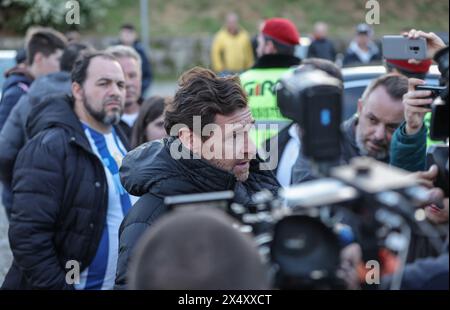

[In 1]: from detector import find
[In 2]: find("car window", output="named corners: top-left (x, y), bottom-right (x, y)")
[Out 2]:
top-left (342, 68), bottom-right (440, 121)
top-left (0, 51), bottom-right (17, 96)
top-left (343, 86), bottom-right (366, 119)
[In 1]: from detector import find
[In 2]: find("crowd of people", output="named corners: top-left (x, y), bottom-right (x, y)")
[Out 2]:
top-left (0, 12), bottom-right (448, 290)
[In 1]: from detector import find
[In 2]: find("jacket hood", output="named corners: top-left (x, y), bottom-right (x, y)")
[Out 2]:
top-left (26, 94), bottom-right (85, 141)
top-left (341, 116), bottom-right (358, 150)
top-left (2, 66), bottom-right (34, 92)
top-left (28, 71), bottom-right (71, 98)
top-left (120, 137), bottom-right (280, 200)
top-left (252, 54), bottom-right (301, 69)
top-left (347, 40), bottom-right (380, 58)
top-left (120, 138), bottom-right (237, 197)
top-left (27, 93), bottom-right (131, 154)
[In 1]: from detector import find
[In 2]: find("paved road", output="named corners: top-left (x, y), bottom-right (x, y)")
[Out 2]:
top-left (0, 185), bottom-right (12, 285)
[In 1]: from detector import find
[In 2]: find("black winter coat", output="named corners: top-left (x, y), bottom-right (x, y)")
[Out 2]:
top-left (1, 94), bottom-right (129, 289)
top-left (114, 138), bottom-right (280, 289)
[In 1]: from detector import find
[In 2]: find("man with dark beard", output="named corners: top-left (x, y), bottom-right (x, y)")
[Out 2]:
top-left (2, 52), bottom-right (135, 290)
top-left (292, 73), bottom-right (408, 183)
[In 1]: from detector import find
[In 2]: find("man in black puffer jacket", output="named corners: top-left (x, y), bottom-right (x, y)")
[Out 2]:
top-left (115, 67), bottom-right (280, 289)
top-left (2, 51), bottom-right (133, 290)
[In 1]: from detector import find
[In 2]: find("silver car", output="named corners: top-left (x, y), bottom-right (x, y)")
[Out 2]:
top-left (0, 50), bottom-right (18, 100)
top-left (342, 64), bottom-right (441, 119)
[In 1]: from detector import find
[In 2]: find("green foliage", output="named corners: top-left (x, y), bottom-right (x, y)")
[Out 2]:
top-left (1, 0), bottom-right (448, 36)
top-left (0, 0), bottom-right (116, 32)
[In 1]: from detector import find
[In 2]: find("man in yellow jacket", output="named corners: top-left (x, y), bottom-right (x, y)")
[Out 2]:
top-left (211, 12), bottom-right (254, 75)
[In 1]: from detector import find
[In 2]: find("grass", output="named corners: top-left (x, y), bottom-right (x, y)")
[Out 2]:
top-left (88, 0), bottom-right (449, 38)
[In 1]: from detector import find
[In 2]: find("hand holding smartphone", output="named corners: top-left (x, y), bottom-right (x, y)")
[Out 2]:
top-left (382, 35), bottom-right (428, 60)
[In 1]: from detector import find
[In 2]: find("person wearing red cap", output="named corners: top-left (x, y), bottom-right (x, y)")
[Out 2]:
top-left (240, 17), bottom-right (301, 147)
top-left (385, 58), bottom-right (432, 80)
top-left (390, 29), bottom-right (448, 172)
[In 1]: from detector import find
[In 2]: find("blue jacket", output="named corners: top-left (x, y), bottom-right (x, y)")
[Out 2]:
top-left (116, 41), bottom-right (153, 96)
top-left (0, 66), bottom-right (33, 131)
top-left (307, 38), bottom-right (337, 61)
top-left (0, 71), bottom-right (71, 183)
top-left (390, 121), bottom-right (427, 172)
top-left (382, 252), bottom-right (449, 290)
top-left (1, 94), bottom-right (130, 289)
top-left (133, 42), bottom-right (153, 95)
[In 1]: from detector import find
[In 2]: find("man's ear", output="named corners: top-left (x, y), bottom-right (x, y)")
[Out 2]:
top-left (266, 40), bottom-right (277, 54)
top-left (178, 127), bottom-right (192, 149)
top-left (32, 52), bottom-right (43, 66)
top-left (72, 82), bottom-right (83, 102)
top-left (179, 127), bottom-right (202, 155)
top-left (357, 99), bottom-right (363, 116)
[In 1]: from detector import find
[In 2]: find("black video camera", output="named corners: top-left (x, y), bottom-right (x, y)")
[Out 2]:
top-left (426, 145), bottom-right (449, 197)
top-left (430, 46), bottom-right (449, 141)
top-left (426, 47), bottom-right (449, 195)
top-left (163, 158), bottom-right (444, 290)
top-left (276, 66), bottom-right (343, 162)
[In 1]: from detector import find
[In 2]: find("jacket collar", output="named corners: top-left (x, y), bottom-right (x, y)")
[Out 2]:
top-left (27, 94), bottom-right (130, 154)
top-left (171, 137), bottom-right (238, 190)
top-left (252, 54), bottom-right (301, 69)
top-left (341, 115), bottom-right (359, 151)
top-left (120, 136), bottom-right (280, 198)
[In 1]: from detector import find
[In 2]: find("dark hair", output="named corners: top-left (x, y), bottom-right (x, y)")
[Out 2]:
top-left (26, 29), bottom-right (67, 66)
top-left (15, 48), bottom-right (26, 65)
top-left (131, 96), bottom-right (168, 148)
top-left (60, 43), bottom-right (91, 72)
top-left (361, 73), bottom-right (408, 102)
top-left (264, 35), bottom-right (295, 55)
top-left (302, 58), bottom-right (343, 82)
top-left (128, 209), bottom-right (269, 290)
top-left (71, 51), bottom-right (118, 86)
top-left (385, 62), bottom-right (427, 80)
top-left (165, 67), bottom-right (247, 137)
top-left (120, 23), bottom-right (136, 31)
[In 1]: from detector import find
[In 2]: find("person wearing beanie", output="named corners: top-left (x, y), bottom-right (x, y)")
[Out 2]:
top-left (389, 30), bottom-right (448, 164)
top-left (385, 58), bottom-right (442, 146)
top-left (385, 58), bottom-right (432, 80)
top-left (127, 208), bottom-right (270, 290)
top-left (343, 23), bottom-right (382, 66)
top-left (240, 17), bottom-right (301, 147)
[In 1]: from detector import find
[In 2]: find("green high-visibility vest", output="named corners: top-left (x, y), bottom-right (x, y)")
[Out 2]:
top-left (240, 67), bottom-right (293, 147)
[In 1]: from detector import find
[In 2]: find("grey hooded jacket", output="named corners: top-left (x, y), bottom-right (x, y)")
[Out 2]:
top-left (0, 71), bottom-right (71, 183)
